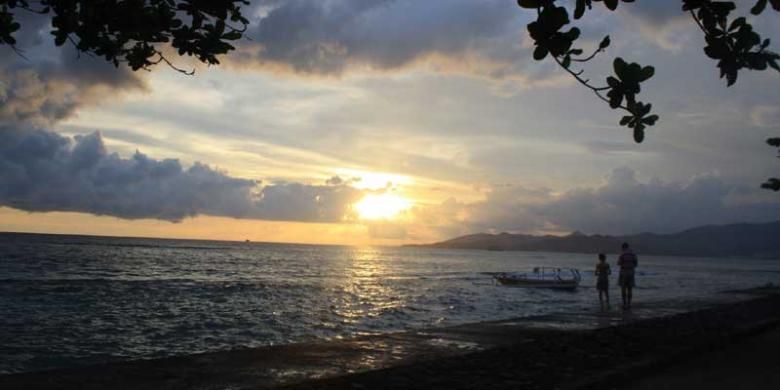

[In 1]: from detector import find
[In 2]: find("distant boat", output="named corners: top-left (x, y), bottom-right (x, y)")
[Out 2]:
top-left (493, 267), bottom-right (581, 290)
top-left (245, 239), bottom-right (251, 243)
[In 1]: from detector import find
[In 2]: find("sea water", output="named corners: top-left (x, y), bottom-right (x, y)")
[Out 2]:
top-left (1, 232), bottom-right (779, 374)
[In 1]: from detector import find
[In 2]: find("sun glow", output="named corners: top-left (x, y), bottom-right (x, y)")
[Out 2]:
top-left (354, 194), bottom-right (412, 220)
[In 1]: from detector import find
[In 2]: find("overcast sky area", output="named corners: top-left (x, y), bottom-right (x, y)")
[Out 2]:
top-left (1, 0), bottom-right (780, 245)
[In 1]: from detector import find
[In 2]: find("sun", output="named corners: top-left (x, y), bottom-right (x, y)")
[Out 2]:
top-left (354, 194), bottom-right (412, 220)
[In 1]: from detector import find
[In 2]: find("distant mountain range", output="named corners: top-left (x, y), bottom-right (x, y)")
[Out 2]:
top-left (407, 221), bottom-right (780, 258)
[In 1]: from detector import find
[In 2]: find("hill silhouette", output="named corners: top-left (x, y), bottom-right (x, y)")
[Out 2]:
top-left (408, 221), bottom-right (780, 258)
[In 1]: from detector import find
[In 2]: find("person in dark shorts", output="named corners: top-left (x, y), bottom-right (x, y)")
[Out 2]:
top-left (617, 242), bottom-right (638, 310)
top-left (595, 253), bottom-right (611, 310)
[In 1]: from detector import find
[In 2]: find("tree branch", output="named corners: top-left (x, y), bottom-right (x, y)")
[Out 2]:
top-left (550, 53), bottom-right (631, 112)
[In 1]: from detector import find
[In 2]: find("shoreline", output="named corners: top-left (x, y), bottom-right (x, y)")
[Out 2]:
top-left (1, 286), bottom-right (779, 389)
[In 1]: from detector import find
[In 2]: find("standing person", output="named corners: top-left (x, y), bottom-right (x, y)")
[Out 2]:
top-left (617, 242), bottom-right (638, 310)
top-left (595, 253), bottom-right (611, 310)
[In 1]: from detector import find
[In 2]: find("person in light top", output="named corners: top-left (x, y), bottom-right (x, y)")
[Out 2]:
top-left (617, 242), bottom-right (638, 310)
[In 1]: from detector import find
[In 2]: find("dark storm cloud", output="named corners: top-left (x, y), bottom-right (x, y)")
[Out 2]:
top-left (237, 0), bottom-right (521, 74)
top-left (0, 127), bottom-right (364, 222)
top-left (0, 54), bottom-right (145, 126)
top-left (1, 17), bottom-right (145, 126)
top-left (254, 181), bottom-right (362, 222)
top-left (237, 0), bottom-right (712, 75)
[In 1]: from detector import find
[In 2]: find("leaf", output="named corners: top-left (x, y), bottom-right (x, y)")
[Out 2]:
top-left (607, 88), bottom-right (623, 108)
top-left (762, 178), bottom-right (780, 191)
top-left (604, 0), bottom-right (619, 11)
top-left (54, 33), bottom-right (66, 46)
top-left (633, 126), bottom-right (645, 143)
top-left (639, 102), bottom-right (652, 116)
top-left (751, 0), bottom-right (768, 14)
top-left (613, 57), bottom-right (627, 78)
top-left (599, 36), bottom-right (611, 50)
top-left (626, 62), bottom-right (643, 82)
top-left (768, 58), bottom-right (780, 72)
top-left (639, 66), bottom-right (655, 81)
top-left (729, 17), bottom-right (746, 32)
top-left (562, 55), bottom-right (571, 68)
top-left (223, 31), bottom-right (242, 40)
top-left (517, 0), bottom-right (547, 9)
top-left (620, 115), bottom-right (632, 126)
top-left (574, 0), bottom-right (587, 19)
top-left (533, 45), bottom-right (548, 60)
top-left (642, 115), bottom-right (659, 125)
top-left (567, 27), bottom-right (581, 41)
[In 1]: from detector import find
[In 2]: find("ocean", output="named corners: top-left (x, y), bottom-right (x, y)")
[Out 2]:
top-left (1, 232), bottom-right (779, 375)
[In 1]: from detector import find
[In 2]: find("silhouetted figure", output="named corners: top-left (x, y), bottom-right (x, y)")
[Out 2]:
top-left (595, 253), bottom-right (611, 310)
top-left (617, 242), bottom-right (638, 310)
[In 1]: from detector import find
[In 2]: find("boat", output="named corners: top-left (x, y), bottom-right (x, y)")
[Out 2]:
top-left (493, 267), bottom-right (581, 290)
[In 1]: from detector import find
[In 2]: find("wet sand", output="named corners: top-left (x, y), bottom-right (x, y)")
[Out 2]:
top-left (1, 286), bottom-right (779, 389)
top-left (623, 327), bottom-right (780, 390)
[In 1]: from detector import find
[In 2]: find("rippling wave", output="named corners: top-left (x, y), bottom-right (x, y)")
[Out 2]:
top-left (1, 233), bottom-right (779, 374)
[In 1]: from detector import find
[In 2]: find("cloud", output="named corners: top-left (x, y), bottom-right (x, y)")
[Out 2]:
top-left (232, 0), bottom-right (708, 77)
top-left (365, 220), bottom-right (408, 240)
top-left (232, 0), bottom-right (553, 81)
top-left (0, 127), bottom-right (364, 223)
top-left (530, 167), bottom-right (779, 234)
top-left (3, 126), bottom-right (778, 237)
top-left (254, 181), bottom-right (362, 222)
top-left (1, 8), bottom-right (146, 127)
top-left (417, 168), bottom-right (780, 237)
top-left (750, 105), bottom-right (780, 128)
top-left (0, 49), bottom-right (145, 127)
top-left (617, 0), bottom-right (695, 51)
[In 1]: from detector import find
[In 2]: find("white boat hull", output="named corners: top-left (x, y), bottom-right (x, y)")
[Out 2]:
top-left (493, 267), bottom-right (581, 290)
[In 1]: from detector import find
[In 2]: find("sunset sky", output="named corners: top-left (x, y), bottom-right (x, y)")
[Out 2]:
top-left (2, 0), bottom-right (780, 245)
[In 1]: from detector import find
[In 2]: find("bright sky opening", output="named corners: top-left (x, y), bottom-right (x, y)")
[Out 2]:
top-left (354, 194), bottom-right (413, 221)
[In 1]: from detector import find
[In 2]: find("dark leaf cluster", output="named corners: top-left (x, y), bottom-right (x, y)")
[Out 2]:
top-left (572, 0), bottom-right (636, 19)
top-left (0, 0), bottom-right (249, 73)
top-left (0, 3), bottom-right (20, 45)
top-left (519, 0), bottom-right (657, 143)
top-left (684, 0), bottom-right (780, 86)
top-left (520, 1), bottom-right (779, 191)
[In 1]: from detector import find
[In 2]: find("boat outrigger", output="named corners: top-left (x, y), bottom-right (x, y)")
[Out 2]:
top-left (494, 267), bottom-right (582, 290)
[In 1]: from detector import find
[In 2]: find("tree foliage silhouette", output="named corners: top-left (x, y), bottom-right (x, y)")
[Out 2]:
top-left (518, 0), bottom-right (779, 189)
top-left (0, 0), bottom-right (249, 74)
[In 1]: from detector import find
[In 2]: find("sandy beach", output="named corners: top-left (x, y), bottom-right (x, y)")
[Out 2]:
top-left (624, 327), bottom-right (780, 390)
top-left (1, 286), bottom-right (778, 390)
